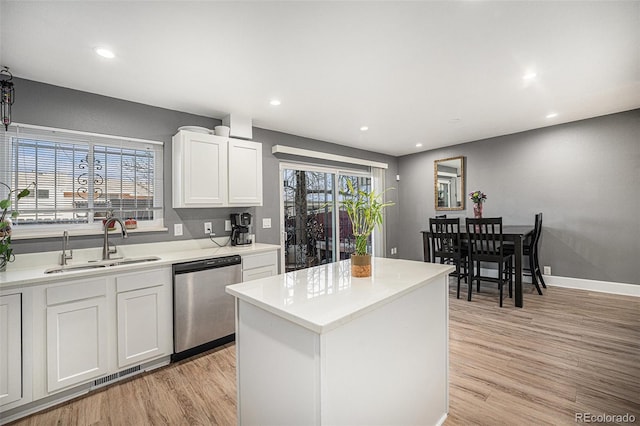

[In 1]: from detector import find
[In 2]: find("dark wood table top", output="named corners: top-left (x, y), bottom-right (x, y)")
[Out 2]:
top-left (502, 225), bottom-right (535, 236)
top-left (421, 225), bottom-right (534, 236)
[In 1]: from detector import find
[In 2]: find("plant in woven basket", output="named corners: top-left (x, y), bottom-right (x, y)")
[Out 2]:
top-left (0, 182), bottom-right (33, 270)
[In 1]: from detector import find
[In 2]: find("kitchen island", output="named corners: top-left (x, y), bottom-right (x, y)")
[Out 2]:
top-left (226, 257), bottom-right (454, 426)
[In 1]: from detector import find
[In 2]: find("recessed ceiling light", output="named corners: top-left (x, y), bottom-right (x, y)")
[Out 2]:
top-left (546, 112), bottom-right (558, 119)
top-left (269, 99), bottom-right (281, 106)
top-left (523, 72), bottom-right (537, 80)
top-left (95, 47), bottom-right (115, 59)
top-left (416, 143), bottom-right (423, 147)
top-left (360, 126), bottom-right (369, 132)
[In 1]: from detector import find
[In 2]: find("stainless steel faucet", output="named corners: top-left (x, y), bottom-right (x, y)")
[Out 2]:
top-left (60, 230), bottom-right (73, 266)
top-left (102, 217), bottom-right (128, 260)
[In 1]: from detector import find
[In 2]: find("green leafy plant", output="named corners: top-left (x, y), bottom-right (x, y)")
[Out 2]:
top-left (0, 182), bottom-right (33, 268)
top-left (341, 179), bottom-right (394, 256)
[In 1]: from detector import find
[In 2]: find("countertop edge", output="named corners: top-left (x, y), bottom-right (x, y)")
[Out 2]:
top-left (0, 243), bottom-right (281, 290)
top-left (227, 261), bottom-right (454, 334)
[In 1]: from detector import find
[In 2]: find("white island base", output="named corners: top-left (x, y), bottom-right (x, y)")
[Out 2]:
top-left (227, 258), bottom-right (454, 426)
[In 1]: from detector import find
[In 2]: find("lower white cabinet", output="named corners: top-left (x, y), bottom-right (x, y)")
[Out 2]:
top-left (46, 296), bottom-right (109, 393)
top-left (45, 278), bottom-right (109, 393)
top-left (116, 269), bottom-right (171, 368)
top-left (37, 267), bottom-right (172, 395)
top-left (0, 293), bottom-right (22, 407)
top-left (1, 265), bottom-right (173, 422)
top-left (242, 250), bottom-right (278, 282)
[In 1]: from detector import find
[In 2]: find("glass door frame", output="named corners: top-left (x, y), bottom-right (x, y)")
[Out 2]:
top-left (278, 161), bottom-right (372, 273)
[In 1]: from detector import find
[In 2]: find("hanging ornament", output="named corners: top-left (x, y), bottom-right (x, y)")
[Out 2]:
top-left (1, 67), bottom-right (15, 131)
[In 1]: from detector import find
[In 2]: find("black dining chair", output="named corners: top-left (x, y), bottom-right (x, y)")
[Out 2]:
top-left (504, 212), bottom-right (545, 295)
top-left (429, 217), bottom-right (468, 299)
top-left (529, 212), bottom-right (546, 289)
top-left (465, 217), bottom-right (513, 307)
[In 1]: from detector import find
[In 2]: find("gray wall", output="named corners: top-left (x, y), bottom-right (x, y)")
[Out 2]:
top-left (397, 109), bottom-right (640, 285)
top-left (8, 78), bottom-right (400, 257)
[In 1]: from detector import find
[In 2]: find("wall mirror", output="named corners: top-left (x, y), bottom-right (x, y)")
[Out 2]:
top-left (434, 156), bottom-right (465, 211)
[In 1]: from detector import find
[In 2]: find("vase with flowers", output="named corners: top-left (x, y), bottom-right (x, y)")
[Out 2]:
top-left (469, 190), bottom-right (487, 219)
top-left (1, 182), bottom-right (33, 271)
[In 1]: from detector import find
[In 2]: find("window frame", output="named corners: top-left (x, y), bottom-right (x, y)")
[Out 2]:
top-left (1, 123), bottom-right (165, 239)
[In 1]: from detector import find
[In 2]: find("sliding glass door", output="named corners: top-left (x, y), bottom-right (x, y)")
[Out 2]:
top-left (280, 164), bottom-right (371, 272)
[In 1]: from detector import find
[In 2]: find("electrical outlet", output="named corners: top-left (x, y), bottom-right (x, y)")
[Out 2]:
top-left (543, 266), bottom-right (551, 275)
top-left (391, 247), bottom-right (397, 255)
top-left (174, 223), bottom-right (183, 236)
top-left (225, 220), bottom-right (232, 231)
top-left (204, 222), bottom-right (212, 235)
top-left (262, 218), bottom-right (272, 229)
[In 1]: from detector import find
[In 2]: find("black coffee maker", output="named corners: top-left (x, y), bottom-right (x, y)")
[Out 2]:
top-left (230, 213), bottom-right (252, 246)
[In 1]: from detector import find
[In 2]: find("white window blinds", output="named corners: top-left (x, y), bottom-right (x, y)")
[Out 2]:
top-left (1, 124), bottom-right (163, 231)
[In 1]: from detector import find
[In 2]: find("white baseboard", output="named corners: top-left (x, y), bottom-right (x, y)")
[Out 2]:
top-left (474, 268), bottom-right (639, 297)
top-left (436, 413), bottom-right (448, 426)
top-left (544, 275), bottom-right (640, 297)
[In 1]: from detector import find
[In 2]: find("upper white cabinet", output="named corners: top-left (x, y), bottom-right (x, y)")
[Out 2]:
top-left (228, 139), bottom-right (263, 206)
top-left (0, 293), bottom-right (22, 407)
top-left (172, 130), bottom-right (263, 208)
top-left (173, 132), bottom-right (228, 207)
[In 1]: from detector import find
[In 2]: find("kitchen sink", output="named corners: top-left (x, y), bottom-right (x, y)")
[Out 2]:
top-left (108, 256), bottom-right (161, 266)
top-left (44, 256), bottom-right (161, 274)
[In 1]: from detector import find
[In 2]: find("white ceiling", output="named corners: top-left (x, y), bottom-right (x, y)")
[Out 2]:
top-left (1, 1), bottom-right (639, 156)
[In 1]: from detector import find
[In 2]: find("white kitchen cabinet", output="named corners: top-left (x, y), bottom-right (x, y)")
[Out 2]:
top-left (0, 293), bottom-right (22, 407)
top-left (172, 131), bottom-right (228, 207)
top-left (46, 278), bottom-right (109, 393)
top-left (228, 139), bottom-right (263, 206)
top-left (116, 268), bottom-right (172, 368)
top-left (172, 130), bottom-right (263, 208)
top-left (242, 250), bottom-right (278, 282)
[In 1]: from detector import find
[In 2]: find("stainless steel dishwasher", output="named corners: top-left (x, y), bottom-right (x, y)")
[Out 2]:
top-left (172, 255), bottom-right (242, 362)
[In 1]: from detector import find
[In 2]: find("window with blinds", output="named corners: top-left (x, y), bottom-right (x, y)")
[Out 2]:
top-left (1, 124), bottom-right (164, 233)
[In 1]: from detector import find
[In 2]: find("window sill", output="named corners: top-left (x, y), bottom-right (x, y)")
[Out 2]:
top-left (9, 227), bottom-right (169, 240)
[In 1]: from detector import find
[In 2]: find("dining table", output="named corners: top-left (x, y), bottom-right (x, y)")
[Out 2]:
top-left (421, 224), bottom-right (535, 308)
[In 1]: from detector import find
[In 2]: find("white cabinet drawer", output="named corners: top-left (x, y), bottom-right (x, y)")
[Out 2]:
top-left (116, 267), bottom-right (171, 293)
top-left (242, 265), bottom-right (277, 282)
top-left (46, 278), bottom-right (107, 306)
top-left (242, 251), bottom-right (278, 271)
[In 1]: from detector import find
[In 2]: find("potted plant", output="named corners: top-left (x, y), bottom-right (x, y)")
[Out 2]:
top-left (0, 182), bottom-right (33, 271)
top-left (341, 179), bottom-right (394, 277)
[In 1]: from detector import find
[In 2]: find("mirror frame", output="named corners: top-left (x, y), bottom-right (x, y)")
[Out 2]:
top-left (434, 156), bottom-right (465, 211)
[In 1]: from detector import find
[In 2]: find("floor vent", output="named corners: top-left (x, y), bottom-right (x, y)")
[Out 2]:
top-left (119, 365), bottom-right (141, 378)
top-left (92, 365), bottom-right (142, 389)
top-left (93, 372), bottom-right (119, 388)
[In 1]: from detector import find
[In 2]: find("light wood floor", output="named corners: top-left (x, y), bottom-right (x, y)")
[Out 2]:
top-left (7, 282), bottom-right (640, 426)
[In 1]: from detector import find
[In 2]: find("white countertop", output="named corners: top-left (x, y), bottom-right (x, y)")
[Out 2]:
top-left (0, 239), bottom-right (280, 290)
top-left (226, 258), bottom-right (454, 334)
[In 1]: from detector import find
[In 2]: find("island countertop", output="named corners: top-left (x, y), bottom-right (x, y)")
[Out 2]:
top-left (226, 257), bottom-right (454, 334)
